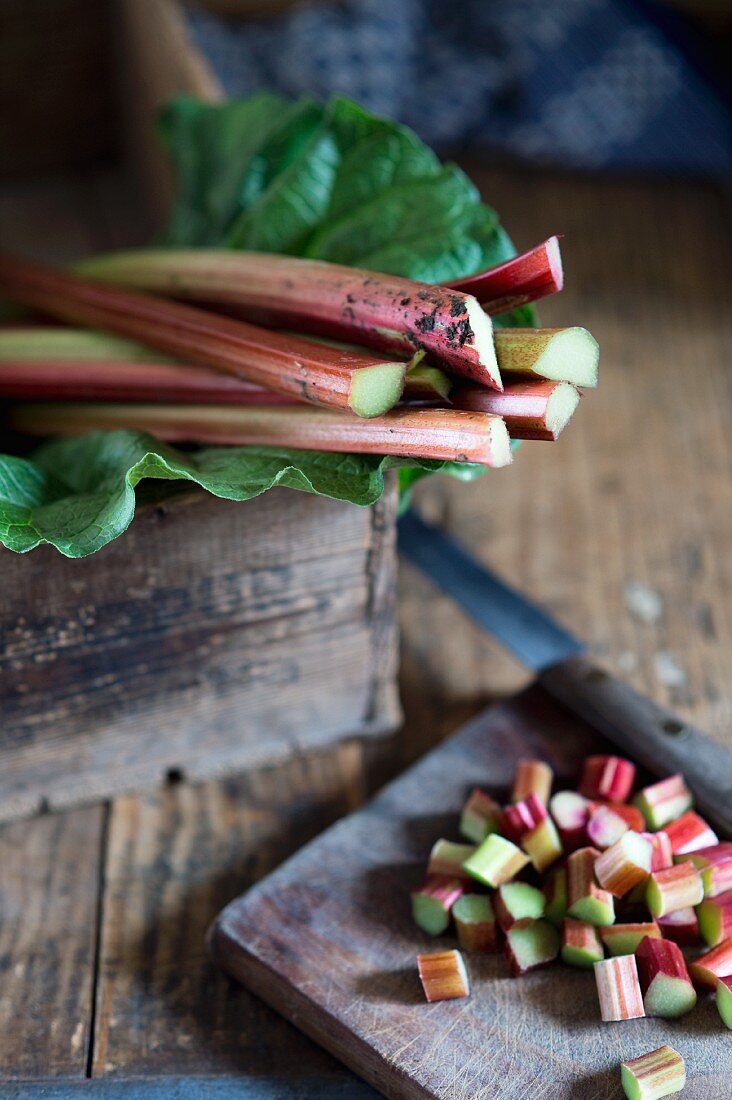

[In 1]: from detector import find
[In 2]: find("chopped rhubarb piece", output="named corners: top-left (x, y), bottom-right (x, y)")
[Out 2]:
top-left (504, 919), bottom-right (559, 977)
top-left (717, 976), bottom-right (732, 1028)
top-left (510, 759), bottom-right (553, 806)
top-left (417, 949), bottom-right (470, 1002)
top-left (635, 936), bottom-right (696, 1018)
top-left (594, 955), bottom-right (645, 1021)
top-left (595, 832), bottom-right (652, 898)
top-left (688, 936), bottom-right (732, 990)
top-left (427, 840), bottom-right (475, 880)
top-left (686, 842), bottom-right (732, 897)
top-left (462, 834), bottom-right (529, 888)
top-left (459, 788), bottom-right (501, 844)
top-left (587, 804), bottom-right (630, 850)
top-left (620, 1045), bottom-right (685, 1100)
top-left (696, 889), bottom-right (732, 946)
top-left (523, 817), bottom-right (563, 873)
top-left (79, 249), bottom-right (504, 388)
top-left (657, 908), bottom-right (699, 946)
top-left (446, 236), bottom-right (564, 314)
top-left (561, 918), bottom-right (604, 968)
top-left (493, 327), bottom-right (599, 388)
top-left (550, 790), bottom-right (591, 852)
top-left (646, 861), bottom-right (703, 918)
top-left (567, 847), bottom-right (615, 926)
top-left (499, 792), bottom-right (547, 844)
top-left (662, 810), bottom-right (718, 855)
top-left (451, 379), bottom-right (579, 441)
top-left (544, 867), bottom-right (568, 926)
top-left (579, 755), bottom-right (636, 803)
top-left (601, 922), bottom-right (661, 957)
top-left (494, 882), bottom-right (546, 931)
top-left (411, 876), bottom-right (465, 936)
top-left (633, 775), bottom-right (693, 831)
top-left (453, 895), bottom-right (498, 954)
top-left (641, 832), bottom-right (673, 872)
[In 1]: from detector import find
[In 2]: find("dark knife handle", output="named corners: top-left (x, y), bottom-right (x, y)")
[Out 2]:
top-left (539, 655), bottom-right (732, 838)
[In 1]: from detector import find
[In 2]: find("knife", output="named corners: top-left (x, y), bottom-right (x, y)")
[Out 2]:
top-left (399, 510), bottom-right (732, 838)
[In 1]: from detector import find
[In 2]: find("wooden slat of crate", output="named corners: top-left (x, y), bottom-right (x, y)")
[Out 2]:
top-left (0, 805), bottom-right (104, 1079)
top-left (0, 485), bottom-right (399, 823)
top-left (90, 746), bottom-right (366, 1078)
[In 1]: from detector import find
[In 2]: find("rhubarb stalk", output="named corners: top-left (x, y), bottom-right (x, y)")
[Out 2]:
top-left (696, 889), bottom-right (732, 946)
top-left (427, 840), bottom-right (476, 880)
top-left (633, 775), bottom-right (693, 831)
top-left (510, 759), bottom-right (553, 806)
top-left (77, 249), bottom-right (504, 388)
top-left (600, 922), bottom-right (661, 957)
top-left (462, 834), bottom-right (529, 888)
top-left (579, 756), bottom-right (636, 803)
top-left (657, 908), bottom-right (699, 946)
top-left (504, 920), bottom-right (559, 976)
top-left (594, 832), bottom-right (652, 897)
top-left (493, 882), bottom-right (546, 931)
top-left (717, 976), bottom-right (732, 1028)
top-left (452, 379), bottom-right (579, 440)
top-left (0, 253), bottom-right (410, 418)
top-left (646, 861), bottom-right (703, 918)
top-left (567, 847), bottom-right (615, 926)
top-left (687, 842), bottom-right (732, 897)
top-left (688, 936), bottom-right (732, 990)
top-left (446, 237), bottom-right (564, 314)
top-left (492, 328), bottom-right (599, 388)
top-left (8, 403), bottom-right (514, 468)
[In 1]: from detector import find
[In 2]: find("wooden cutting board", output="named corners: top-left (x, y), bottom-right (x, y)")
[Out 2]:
top-left (210, 685), bottom-right (728, 1100)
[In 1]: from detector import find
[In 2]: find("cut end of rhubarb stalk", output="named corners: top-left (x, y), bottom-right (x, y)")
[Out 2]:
top-left (697, 889), bottom-right (732, 946)
top-left (600, 922), bottom-right (660, 956)
top-left (417, 949), bottom-right (470, 1002)
top-left (348, 361), bottom-right (407, 418)
top-left (717, 976), bottom-right (732, 1028)
top-left (464, 298), bottom-right (502, 390)
top-left (486, 415), bottom-right (513, 468)
top-left (621, 1045), bottom-right (685, 1100)
top-left (544, 381), bottom-right (580, 438)
top-left (404, 363), bottom-right (453, 402)
top-left (494, 882), bottom-right (545, 931)
top-left (646, 861), bottom-right (703, 918)
top-left (689, 936), bottom-right (732, 990)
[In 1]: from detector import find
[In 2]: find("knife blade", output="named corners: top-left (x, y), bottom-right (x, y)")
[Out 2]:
top-left (399, 510), bottom-right (732, 838)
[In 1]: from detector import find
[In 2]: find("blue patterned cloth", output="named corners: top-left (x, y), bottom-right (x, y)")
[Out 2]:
top-left (185, 0), bottom-right (731, 174)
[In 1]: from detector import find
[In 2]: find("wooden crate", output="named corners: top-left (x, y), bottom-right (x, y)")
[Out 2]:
top-left (0, 484), bottom-right (400, 823)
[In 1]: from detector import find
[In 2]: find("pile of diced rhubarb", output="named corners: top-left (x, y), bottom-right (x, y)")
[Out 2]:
top-left (413, 756), bottom-right (730, 1099)
top-left (0, 239), bottom-right (598, 465)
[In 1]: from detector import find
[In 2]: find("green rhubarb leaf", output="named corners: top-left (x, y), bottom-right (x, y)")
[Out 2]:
top-left (0, 431), bottom-right (453, 557)
top-left (2, 93), bottom-right (536, 555)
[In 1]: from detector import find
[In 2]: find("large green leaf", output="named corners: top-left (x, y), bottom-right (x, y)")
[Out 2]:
top-left (0, 432), bottom-right (456, 558)
top-left (1, 93), bottom-right (534, 555)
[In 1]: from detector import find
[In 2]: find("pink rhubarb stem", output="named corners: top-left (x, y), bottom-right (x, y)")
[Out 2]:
top-left (9, 402), bottom-right (514, 468)
top-left (452, 379), bottom-right (579, 440)
top-left (446, 237), bottom-right (564, 314)
top-left (0, 253), bottom-right (409, 419)
top-left (77, 249), bottom-right (503, 389)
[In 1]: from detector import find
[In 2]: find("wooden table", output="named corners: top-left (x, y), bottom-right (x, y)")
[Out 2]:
top-left (1, 165), bottom-right (730, 1095)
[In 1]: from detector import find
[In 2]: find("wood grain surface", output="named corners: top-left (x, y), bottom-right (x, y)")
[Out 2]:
top-left (0, 486), bottom-right (399, 822)
top-left (1, 159), bottom-right (731, 1091)
top-left (211, 687), bottom-right (729, 1100)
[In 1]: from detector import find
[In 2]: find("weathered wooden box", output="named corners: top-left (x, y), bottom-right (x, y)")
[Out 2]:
top-left (0, 485), bottom-right (399, 823)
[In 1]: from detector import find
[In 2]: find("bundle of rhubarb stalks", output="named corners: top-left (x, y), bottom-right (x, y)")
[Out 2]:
top-left (413, 756), bottom-right (731, 1099)
top-left (0, 237), bottom-right (597, 466)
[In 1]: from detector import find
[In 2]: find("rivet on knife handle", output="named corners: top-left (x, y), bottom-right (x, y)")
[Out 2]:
top-left (539, 656), bottom-right (732, 839)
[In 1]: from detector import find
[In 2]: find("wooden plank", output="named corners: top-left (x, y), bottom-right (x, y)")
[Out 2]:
top-left (0, 805), bottom-right (104, 1079)
top-left (0, 1078), bottom-right (376, 1098)
top-left (402, 170), bottom-right (732, 767)
top-left (90, 743), bottom-right (374, 1079)
top-left (210, 687), bottom-right (729, 1100)
top-left (0, 485), bottom-right (400, 822)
